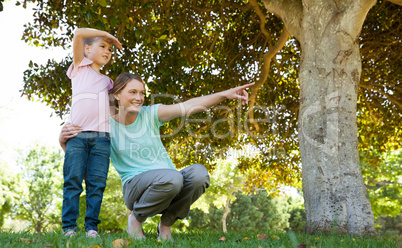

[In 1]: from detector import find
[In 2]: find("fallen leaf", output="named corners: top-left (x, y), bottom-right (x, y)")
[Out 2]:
top-left (257, 233), bottom-right (268, 240)
top-left (112, 238), bottom-right (129, 248)
top-left (219, 235), bottom-right (226, 241)
top-left (243, 237), bottom-right (251, 240)
top-left (19, 238), bottom-right (35, 243)
top-left (90, 245), bottom-right (101, 248)
top-left (297, 244), bottom-right (307, 248)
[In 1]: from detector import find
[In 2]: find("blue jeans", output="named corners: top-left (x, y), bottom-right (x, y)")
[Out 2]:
top-left (62, 131), bottom-right (110, 232)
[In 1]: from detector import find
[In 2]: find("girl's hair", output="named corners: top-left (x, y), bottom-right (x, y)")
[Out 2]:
top-left (110, 72), bottom-right (146, 110)
top-left (83, 37), bottom-right (103, 57)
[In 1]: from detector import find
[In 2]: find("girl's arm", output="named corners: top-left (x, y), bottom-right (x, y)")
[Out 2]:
top-left (158, 83), bottom-right (254, 122)
top-left (72, 28), bottom-right (122, 71)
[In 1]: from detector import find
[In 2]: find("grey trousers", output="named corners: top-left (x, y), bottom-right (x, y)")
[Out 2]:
top-left (123, 163), bottom-right (210, 226)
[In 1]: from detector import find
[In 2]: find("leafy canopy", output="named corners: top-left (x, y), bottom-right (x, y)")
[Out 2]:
top-left (18, 0), bottom-right (401, 190)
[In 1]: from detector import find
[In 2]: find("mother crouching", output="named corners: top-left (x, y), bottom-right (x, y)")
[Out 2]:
top-left (60, 72), bottom-right (253, 240)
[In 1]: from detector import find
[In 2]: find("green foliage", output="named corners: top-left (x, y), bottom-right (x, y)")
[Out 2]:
top-left (189, 205), bottom-right (223, 231)
top-left (189, 190), bottom-right (301, 233)
top-left (358, 0), bottom-right (402, 158)
top-left (16, 0), bottom-right (300, 190)
top-left (0, 159), bottom-right (21, 228)
top-left (23, 57), bottom-right (72, 119)
top-left (288, 208), bottom-right (306, 233)
top-left (376, 212), bottom-right (402, 245)
top-left (287, 195), bottom-right (306, 233)
top-left (196, 159), bottom-right (244, 210)
top-left (190, 159), bottom-right (304, 233)
top-left (230, 191), bottom-right (290, 232)
top-left (362, 149), bottom-right (402, 218)
top-left (15, 144), bottom-right (64, 234)
top-left (16, 0), bottom-right (401, 192)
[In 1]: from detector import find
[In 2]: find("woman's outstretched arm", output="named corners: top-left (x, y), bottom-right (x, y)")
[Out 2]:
top-left (158, 83), bottom-right (254, 122)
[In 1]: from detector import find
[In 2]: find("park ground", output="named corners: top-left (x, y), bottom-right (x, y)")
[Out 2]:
top-left (0, 229), bottom-right (399, 248)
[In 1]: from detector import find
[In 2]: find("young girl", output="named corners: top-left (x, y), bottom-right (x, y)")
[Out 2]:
top-left (62, 28), bottom-right (122, 238)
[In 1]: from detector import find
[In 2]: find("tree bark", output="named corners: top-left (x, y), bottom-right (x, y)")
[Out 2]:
top-left (262, 0), bottom-right (377, 235)
top-left (222, 197), bottom-right (231, 233)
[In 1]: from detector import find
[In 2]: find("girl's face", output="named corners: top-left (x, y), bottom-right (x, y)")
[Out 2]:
top-left (114, 79), bottom-right (145, 113)
top-left (85, 39), bottom-right (113, 66)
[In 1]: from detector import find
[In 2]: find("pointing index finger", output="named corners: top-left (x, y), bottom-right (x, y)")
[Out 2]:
top-left (239, 82), bottom-right (255, 89)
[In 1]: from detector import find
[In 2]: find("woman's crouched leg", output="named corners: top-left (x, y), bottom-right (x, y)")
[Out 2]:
top-left (161, 164), bottom-right (210, 226)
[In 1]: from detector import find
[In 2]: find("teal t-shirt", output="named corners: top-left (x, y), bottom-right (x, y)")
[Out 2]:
top-left (110, 104), bottom-right (176, 187)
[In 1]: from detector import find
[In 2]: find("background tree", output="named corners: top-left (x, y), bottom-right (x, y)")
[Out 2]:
top-left (15, 144), bottom-right (63, 234)
top-left (190, 190), bottom-right (294, 232)
top-left (18, 0), bottom-right (401, 235)
top-left (376, 213), bottom-right (402, 245)
top-left (362, 150), bottom-right (402, 219)
top-left (194, 159), bottom-right (245, 233)
top-left (0, 159), bottom-right (21, 228)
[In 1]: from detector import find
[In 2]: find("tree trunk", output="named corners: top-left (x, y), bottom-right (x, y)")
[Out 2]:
top-left (222, 197), bottom-right (231, 233)
top-left (262, 0), bottom-right (377, 235)
top-left (297, 2), bottom-right (375, 235)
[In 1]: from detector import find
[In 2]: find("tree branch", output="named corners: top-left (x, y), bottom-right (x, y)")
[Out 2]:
top-left (343, 0), bottom-right (377, 40)
top-left (360, 84), bottom-right (402, 110)
top-left (248, 27), bottom-right (290, 131)
top-left (249, 0), bottom-right (271, 40)
top-left (262, 0), bottom-right (303, 39)
top-left (387, 0), bottom-right (402, 5)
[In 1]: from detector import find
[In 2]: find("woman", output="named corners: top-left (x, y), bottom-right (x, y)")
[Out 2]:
top-left (60, 72), bottom-right (253, 240)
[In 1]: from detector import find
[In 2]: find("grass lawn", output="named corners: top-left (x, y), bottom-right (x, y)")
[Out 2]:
top-left (0, 230), bottom-right (399, 247)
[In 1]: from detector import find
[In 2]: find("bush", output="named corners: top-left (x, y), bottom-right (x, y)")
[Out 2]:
top-left (189, 190), bottom-right (304, 233)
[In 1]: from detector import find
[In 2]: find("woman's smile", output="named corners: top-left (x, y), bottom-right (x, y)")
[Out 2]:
top-left (114, 79), bottom-right (146, 113)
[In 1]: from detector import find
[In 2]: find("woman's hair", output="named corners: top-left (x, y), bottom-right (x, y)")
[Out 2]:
top-left (110, 72), bottom-right (146, 110)
top-left (83, 37), bottom-right (103, 57)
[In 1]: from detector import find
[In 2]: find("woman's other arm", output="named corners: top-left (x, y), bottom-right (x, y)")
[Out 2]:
top-left (59, 123), bottom-right (82, 151)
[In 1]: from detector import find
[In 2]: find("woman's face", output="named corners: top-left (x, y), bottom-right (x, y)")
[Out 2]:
top-left (114, 79), bottom-right (145, 113)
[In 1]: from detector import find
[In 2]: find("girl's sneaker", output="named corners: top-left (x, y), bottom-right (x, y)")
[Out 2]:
top-left (64, 230), bottom-right (76, 237)
top-left (86, 230), bottom-right (100, 238)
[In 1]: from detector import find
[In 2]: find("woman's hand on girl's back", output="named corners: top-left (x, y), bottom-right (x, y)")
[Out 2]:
top-left (59, 123), bottom-right (82, 151)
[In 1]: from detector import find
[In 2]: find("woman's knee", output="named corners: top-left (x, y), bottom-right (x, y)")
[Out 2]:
top-left (156, 171), bottom-right (184, 195)
top-left (183, 164), bottom-right (210, 187)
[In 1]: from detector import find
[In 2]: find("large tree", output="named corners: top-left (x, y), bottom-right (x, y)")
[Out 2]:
top-left (18, 0), bottom-right (401, 235)
top-left (16, 144), bottom-right (64, 233)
